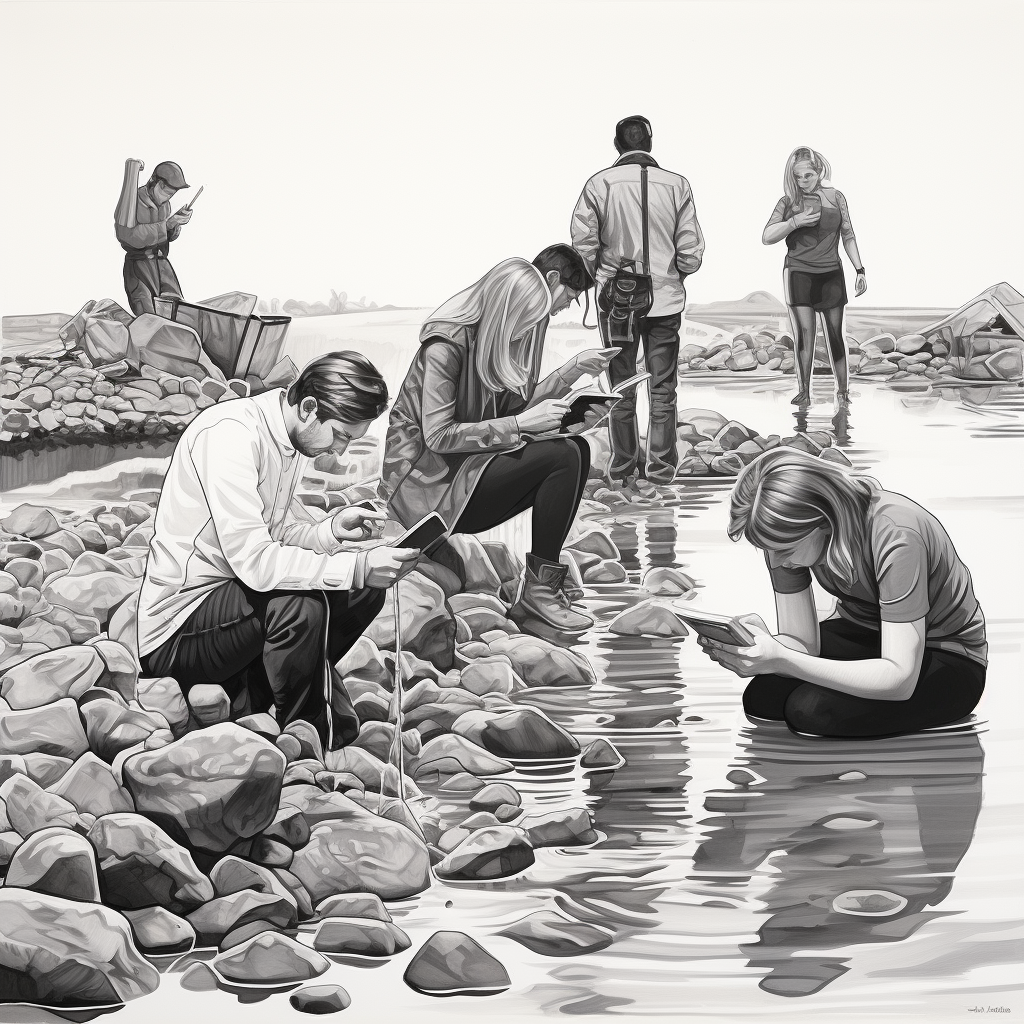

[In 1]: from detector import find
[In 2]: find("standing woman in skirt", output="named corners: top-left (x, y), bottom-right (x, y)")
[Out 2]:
top-left (763, 147), bottom-right (867, 405)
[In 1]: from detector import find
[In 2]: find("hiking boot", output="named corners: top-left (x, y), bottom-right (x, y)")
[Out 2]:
top-left (509, 555), bottom-right (594, 634)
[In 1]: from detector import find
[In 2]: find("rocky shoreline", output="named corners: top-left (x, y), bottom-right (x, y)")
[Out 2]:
top-left (0, 473), bottom-right (670, 1013)
top-left (679, 328), bottom-right (957, 381)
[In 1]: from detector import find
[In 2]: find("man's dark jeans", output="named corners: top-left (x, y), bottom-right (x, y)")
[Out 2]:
top-left (141, 581), bottom-right (386, 750)
top-left (599, 308), bottom-right (682, 483)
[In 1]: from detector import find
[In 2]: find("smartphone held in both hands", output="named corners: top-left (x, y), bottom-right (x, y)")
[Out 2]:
top-left (676, 610), bottom-right (757, 647)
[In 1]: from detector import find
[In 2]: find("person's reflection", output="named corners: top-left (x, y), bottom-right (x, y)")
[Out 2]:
top-left (645, 509), bottom-right (679, 568)
top-left (792, 401), bottom-right (810, 434)
top-left (831, 402), bottom-right (851, 446)
top-left (690, 720), bottom-right (984, 997)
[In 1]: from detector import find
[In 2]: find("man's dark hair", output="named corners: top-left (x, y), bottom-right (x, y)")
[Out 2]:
top-left (532, 244), bottom-right (594, 293)
top-left (286, 351), bottom-right (389, 422)
top-left (614, 115), bottom-right (653, 153)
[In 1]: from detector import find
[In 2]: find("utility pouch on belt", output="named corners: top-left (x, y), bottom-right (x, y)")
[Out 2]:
top-left (598, 165), bottom-right (653, 339)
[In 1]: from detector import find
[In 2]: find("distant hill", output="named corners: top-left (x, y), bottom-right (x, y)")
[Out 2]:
top-left (689, 292), bottom-right (787, 315)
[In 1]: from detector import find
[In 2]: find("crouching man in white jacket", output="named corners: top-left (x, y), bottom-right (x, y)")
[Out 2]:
top-left (137, 352), bottom-right (419, 751)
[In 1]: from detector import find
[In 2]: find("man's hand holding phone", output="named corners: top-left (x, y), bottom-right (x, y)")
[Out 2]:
top-left (365, 546), bottom-right (420, 588)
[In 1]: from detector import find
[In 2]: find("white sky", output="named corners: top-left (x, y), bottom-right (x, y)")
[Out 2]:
top-left (1, 0), bottom-right (1021, 315)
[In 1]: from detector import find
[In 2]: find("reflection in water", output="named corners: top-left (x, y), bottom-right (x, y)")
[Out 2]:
top-left (792, 399), bottom-right (853, 447)
top-left (691, 721), bottom-right (984, 997)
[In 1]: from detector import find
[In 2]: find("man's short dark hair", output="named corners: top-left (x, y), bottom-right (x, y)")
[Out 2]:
top-left (287, 351), bottom-right (389, 422)
top-left (615, 115), bottom-right (653, 153)
top-left (532, 244), bottom-right (594, 293)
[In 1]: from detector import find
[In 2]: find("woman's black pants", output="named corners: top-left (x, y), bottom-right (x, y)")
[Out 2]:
top-left (743, 618), bottom-right (985, 739)
top-left (141, 581), bottom-right (386, 749)
top-left (453, 436), bottom-right (591, 561)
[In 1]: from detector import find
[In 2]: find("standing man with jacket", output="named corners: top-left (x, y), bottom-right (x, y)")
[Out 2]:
top-left (572, 115), bottom-right (704, 485)
top-left (116, 160), bottom-right (193, 315)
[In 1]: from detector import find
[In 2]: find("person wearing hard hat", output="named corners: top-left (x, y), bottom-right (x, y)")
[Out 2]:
top-left (115, 159), bottom-right (194, 315)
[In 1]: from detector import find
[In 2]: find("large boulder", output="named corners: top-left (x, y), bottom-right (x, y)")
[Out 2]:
top-left (5, 827), bottom-right (102, 902)
top-left (122, 723), bottom-right (286, 852)
top-left (403, 931), bottom-right (510, 996)
top-left (365, 572), bottom-right (455, 670)
top-left (129, 313), bottom-right (224, 381)
top-left (313, 917), bottom-right (411, 956)
top-left (0, 888), bottom-right (159, 1006)
top-left (486, 636), bottom-right (596, 687)
top-left (289, 808), bottom-right (431, 903)
top-left (47, 752), bottom-right (134, 816)
top-left (212, 932), bottom-right (329, 985)
top-left (520, 807), bottom-right (598, 847)
top-left (88, 812), bottom-right (215, 911)
top-left (0, 646), bottom-right (105, 708)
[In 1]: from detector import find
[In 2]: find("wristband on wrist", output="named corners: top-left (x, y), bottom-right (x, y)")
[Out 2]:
top-left (855, 267), bottom-right (865, 275)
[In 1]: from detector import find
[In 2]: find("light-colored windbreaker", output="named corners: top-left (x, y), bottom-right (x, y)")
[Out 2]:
top-left (571, 151), bottom-right (704, 317)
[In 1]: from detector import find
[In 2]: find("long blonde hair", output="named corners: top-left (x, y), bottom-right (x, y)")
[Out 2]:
top-left (422, 258), bottom-right (551, 396)
top-left (783, 146), bottom-right (832, 212)
top-left (728, 447), bottom-right (876, 588)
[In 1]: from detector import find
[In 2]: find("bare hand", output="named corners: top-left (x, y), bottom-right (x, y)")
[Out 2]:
top-left (168, 209), bottom-right (193, 229)
top-left (366, 546), bottom-right (421, 588)
top-left (855, 271), bottom-right (867, 297)
top-left (697, 620), bottom-right (786, 678)
top-left (517, 398), bottom-right (572, 434)
top-left (571, 347), bottom-right (621, 377)
top-left (564, 406), bottom-right (607, 435)
top-left (331, 506), bottom-right (387, 542)
top-left (792, 208), bottom-right (820, 228)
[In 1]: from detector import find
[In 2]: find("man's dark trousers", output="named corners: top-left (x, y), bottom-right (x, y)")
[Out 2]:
top-left (141, 581), bottom-right (386, 750)
top-left (599, 307), bottom-right (682, 484)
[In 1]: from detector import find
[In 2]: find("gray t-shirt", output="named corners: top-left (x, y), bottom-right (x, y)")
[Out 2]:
top-left (768, 490), bottom-right (987, 666)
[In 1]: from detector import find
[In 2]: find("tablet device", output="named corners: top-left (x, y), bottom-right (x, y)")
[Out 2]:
top-left (396, 512), bottom-right (448, 552)
top-left (677, 610), bottom-right (756, 646)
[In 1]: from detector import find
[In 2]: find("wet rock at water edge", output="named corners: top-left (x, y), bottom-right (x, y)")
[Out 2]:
top-left (123, 906), bottom-right (196, 954)
top-left (291, 984), bottom-right (352, 1014)
top-left (499, 910), bottom-right (614, 957)
top-left (179, 960), bottom-right (220, 992)
top-left (469, 782), bottom-right (521, 814)
top-left (580, 738), bottom-right (625, 771)
top-left (186, 889), bottom-right (298, 946)
top-left (313, 917), bottom-right (411, 956)
top-left (0, 888), bottom-right (160, 1007)
top-left (609, 600), bottom-right (690, 638)
top-left (4, 826), bottom-right (102, 902)
top-left (520, 807), bottom-right (598, 847)
top-left (212, 931), bottom-right (331, 984)
top-left (409, 734), bottom-right (513, 779)
top-left (289, 808), bottom-right (432, 903)
top-left (122, 723), bottom-right (287, 852)
top-left (404, 931), bottom-right (511, 996)
top-left (434, 825), bottom-right (534, 881)
top-left (315, 891), bottom-right (392, 922)
top-left (641, 566), bottom-right (699, 596)
top-left (832, 890), bottom-right (908, 916)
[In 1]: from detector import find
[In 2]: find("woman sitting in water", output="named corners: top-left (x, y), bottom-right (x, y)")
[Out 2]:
top-left (699, 448), bottom-right (986, 739)
top-left (380, 247), bottom-right (617, 637)
top-left (763, 147), bottom-right (866, 406)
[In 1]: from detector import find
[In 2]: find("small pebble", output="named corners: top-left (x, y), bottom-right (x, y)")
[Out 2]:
top-left (726, 769), bottom-right (755, 786)
top-left (445, 900), bottom-right (453, 909)
top-left (684, 716), bottom-right (703, 722)
top-left (290, 984), bottom-right (351, 1014)
top-left (838, 770), bottom-right (867, 781)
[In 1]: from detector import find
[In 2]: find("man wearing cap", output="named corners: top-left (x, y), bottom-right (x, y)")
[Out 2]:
top-left (116, 160), bottom-right (193, 315)
top-left (571, 116), bottom-right (705, 486)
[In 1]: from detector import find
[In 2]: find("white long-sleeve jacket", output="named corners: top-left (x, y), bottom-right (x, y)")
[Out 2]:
top-left (137, 388), bottom-right (366, 656)
top-left (571, 151), bottom-right (704, 317)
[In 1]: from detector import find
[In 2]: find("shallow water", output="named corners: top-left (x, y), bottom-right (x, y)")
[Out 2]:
top-left (6, 331), bottom-right (1023, 1023)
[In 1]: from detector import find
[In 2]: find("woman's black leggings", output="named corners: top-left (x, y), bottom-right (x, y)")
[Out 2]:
top-left (743, 618), bottom-right (985, 739)
top-left (454, 437), bottom-right (590, 561)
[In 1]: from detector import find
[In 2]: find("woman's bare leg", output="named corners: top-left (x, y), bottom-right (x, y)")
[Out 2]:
top-left (822, 304), bottom-right (849, 398)
top-left (789, 304), bottom-right (816, 403)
